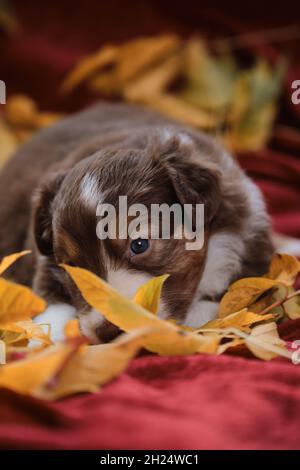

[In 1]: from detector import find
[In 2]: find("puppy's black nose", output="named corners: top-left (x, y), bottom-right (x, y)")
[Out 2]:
top-left (95, 321), bottom-right (122, 343)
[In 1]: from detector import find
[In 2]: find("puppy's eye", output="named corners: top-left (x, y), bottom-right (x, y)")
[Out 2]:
top-left (130, 238), bottom-right (149, 255)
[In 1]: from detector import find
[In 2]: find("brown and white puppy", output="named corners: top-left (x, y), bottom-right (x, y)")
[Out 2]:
top-left (0, 102), bottom-right (274, 342)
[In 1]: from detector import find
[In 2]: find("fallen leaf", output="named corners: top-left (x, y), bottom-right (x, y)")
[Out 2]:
top-left (5, 95), bottom-right (39, 127)
top-left (227, 59), bottom-right (286, 152)
top-left (0, 322), bottom-right (25, 344)
top-left (217, 338), bottom-right (244, 355)
top-left (38, 328), bottom-right (151, 400)
top-left (1, 322), bottom-right (51, 349)
top-left (117, 35), bottom-right (180, 82)
top-left (0, 341), bottom-right (77, 395)
top-left (270, 285), bottom-right (300, 320)
top-left (266, 253), bottom-right (300, 286)
top-left (245, 322), bottom-right (290, 361)
top-left (17, 320), bottom-right (52, 346)
top-left (64, 319), bottom-right (81, 339)
top-left (88, 71), bottom-right (120, 96)
top-left (283, 294), bottom-right (300, 320)
top-left (182, 38), bottom-right (237, 112)
top-left (0, 278), bottom-right (46, 325)
top-left (62, 265), bottom-right (217, 356)
top-left (200, 309), bottom-right (274, 331)
top-left (133, 274), bottom-right (169, 314)
top-left (3, 95), bottom-right (61, 144)
top-left (61, 45), bottom-right (118, 93)
top-left (0, 250), bottom-right (30, 275)
top-left (123, 55), bottom-right (181, 101)
top-left (145, 93), bottom-right (219, 129)
top-left (218, 277), bottom-right (280, 318)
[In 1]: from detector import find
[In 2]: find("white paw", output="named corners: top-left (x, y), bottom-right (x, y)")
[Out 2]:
top-left (34, 303), bottom-right (76, 343)
top-left (183, 300), bottom-right (219, 329)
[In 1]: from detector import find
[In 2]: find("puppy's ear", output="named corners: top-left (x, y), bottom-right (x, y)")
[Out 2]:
top-left (153, 131), bottom-right (221, 223)
top-left (32, 172), bottom-right (66, 256)
top-left (167, 159), bottom-right (221, 224)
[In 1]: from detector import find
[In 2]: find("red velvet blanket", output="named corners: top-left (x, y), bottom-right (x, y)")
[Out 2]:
top-left (1, 0), bottom-right (300, 450)
top-left (0, 319), bottom-right (300, 450)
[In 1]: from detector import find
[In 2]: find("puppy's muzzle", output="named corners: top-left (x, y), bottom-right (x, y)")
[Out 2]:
top-left (95, 320), bottom-right (122, 343)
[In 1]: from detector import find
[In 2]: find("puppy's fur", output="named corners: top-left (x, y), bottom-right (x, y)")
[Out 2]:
top-left (0, 102), bottom-right (274, 342)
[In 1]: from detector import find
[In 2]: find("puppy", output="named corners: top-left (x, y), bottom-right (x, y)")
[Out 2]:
top-left (0, 102), bottom-right (274, 342)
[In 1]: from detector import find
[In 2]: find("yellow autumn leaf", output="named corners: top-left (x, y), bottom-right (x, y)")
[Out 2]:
top-left (245, 322), bottom-right (290, 361)
top-left (5, 94), bottom-right (38, 127)
top-left (200, 309), bottom-right (274, 331)
top-left (0, 322), bottom-right (27, 345)
top-left (61, 45), bottom-right (118, 93)
top-left (0, 250), bottom-right (30, 275)
top-left (38, 328), bottom-right (152, 400)
top-left (218, 277), bottom-right (280, 318)
top-left (123, 55), bottom-right (181, 101)
top-left (0, 341), bottom-right (78, 395)
top-left (0, 278), bottom-right (46, 325)
top-left (226, 59), bottom-right (285, 152)
top-left (210, 323), bottom-right (290, 361)
top-left (133, 274), bottom-right (169, 314)
top-left (0, 328), bottom-right (152, 399)
top-left (217, 338), bottom-right (244, 355)
top-left (143, 93), bottom-right (218, 129)
top-left (1, 323), bottom-right (51, 349)
top-left (283, 294), bottom-right (300, 320)
top-left (62, 265), bottom-right (218, 356)
top-left (64, 319), bottom-right (81, 339)
top-left (270, 284), bottom-right (300, 320)
top-left (16, 321), bottom-right (52, 346)
top-left (182, 38), bottom-right (237, 112)
top-left (116, 35), bottom-right (180, 82)
top-left (5, 95), bottom-right (61, 130)
top-left (266, 253), bottom-right (300, 286)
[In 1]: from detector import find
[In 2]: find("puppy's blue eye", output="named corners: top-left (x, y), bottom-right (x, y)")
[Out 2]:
top-left (130, 238), bottom-right (149, 255)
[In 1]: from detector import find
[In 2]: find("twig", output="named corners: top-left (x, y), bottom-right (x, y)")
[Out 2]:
top-left (223, 327), bottom-right (292, 359)
top-left (260, 289), bottom-right (300, 315)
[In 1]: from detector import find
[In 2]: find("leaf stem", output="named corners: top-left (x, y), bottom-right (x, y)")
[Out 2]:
top-left (260, 289), bottom-right (300, 315)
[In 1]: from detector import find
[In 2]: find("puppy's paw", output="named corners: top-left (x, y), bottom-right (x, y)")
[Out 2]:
top-left (183, 300), bottom-right (219, 329)
top-left (34, 303), bottom-right (76, 343)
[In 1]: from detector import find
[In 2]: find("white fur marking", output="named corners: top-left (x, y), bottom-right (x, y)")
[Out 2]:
top-left (108, 268), bottom-right (150, 299)
top-left (178, 132), bottom-right (193, 146)
top-left (159, 127), bottom-right (193, 147)
top-left (78, 270), bottom-right (153, 342)
top-left (80, 172), bottom-right (101, 207)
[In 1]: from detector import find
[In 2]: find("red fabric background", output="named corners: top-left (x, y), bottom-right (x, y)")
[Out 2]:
top-left (0, 0), bottom-right (300, 450)
top-left (0, 320), bottom-right (299, 450)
